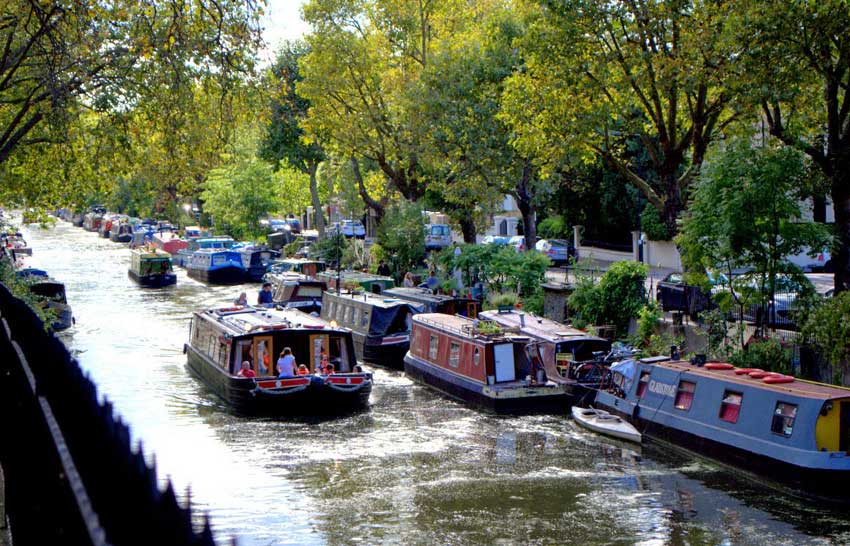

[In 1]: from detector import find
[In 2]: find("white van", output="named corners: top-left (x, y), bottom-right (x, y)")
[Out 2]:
top-left (425, 224), bottom-right (452, 250)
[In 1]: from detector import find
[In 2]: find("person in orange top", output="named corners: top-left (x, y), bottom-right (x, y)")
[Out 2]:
top-left (237, 361), bottom-right (256, 378)
top-left (297, 364), bottom-right (309, 375)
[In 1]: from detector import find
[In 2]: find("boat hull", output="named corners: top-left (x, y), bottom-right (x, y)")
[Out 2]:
top-left (404, 353), bottom-right (569, 414)
top-left (128, 270), bottom-right (177, 287)
top-left (110, 233), bottom-right (133, 243)
top-left (352, 333), bottom-right (407, 369)
top-left (571, 406), bottom-right (641, 443)
top-left (185, 345), bottom-right (371, 415)
top-left (187, 265), bottom-right (245, 284)
top-left (596, 396), bottom-right (850, 498)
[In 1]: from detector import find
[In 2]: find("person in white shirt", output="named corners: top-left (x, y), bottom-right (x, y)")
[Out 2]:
top-left (277, 348), bottom-right (297, 378)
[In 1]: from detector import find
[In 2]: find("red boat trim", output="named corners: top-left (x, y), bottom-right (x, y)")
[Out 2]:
top-left (256, 377), bottom-right (311, 389)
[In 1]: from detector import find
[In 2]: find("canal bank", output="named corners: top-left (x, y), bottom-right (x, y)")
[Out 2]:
top-left (12, 219), bottom-right (850, 545)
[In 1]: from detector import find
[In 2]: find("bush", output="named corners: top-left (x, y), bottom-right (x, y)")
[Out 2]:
top-left (486, 292), bottom-right (518, 309)
top-left (801, 292), bottom-right (850, 380)
top-left (635, 301), bottom-right (662, 347)
top-left (436, 244), bottom-right (550, 298)
top-left (729, 339), bottom-right (793, 375)
top-left (640, 205), bottom-right (670, 241)
top-left (538, 215), bottom-right (569, 239)
top-left (568, 261), bottom-right (647, 335)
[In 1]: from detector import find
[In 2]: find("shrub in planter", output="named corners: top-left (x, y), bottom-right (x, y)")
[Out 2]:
top-left (729, 338), bottom-right (793, 376)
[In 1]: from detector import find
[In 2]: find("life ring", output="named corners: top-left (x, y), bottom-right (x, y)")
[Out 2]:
top-left (734, 368), bottom-right (763, 375)
top-left (705, 362), bottom-right (735, 370)
top-left (763, 374), bottom-right (795, 384)
top-left (748, 371), bottom-right (769, 379)
top-left (218, 306), bottom-right (244, 313)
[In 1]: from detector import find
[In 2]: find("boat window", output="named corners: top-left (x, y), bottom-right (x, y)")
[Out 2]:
top-left (429, 335), bottom-right (439, 360)
top-left (636, 371), bottom-right (651, 398)
top-left (336, 303), bottom-right (345, 322)
top-left (299, 286), bottom-right (323, 298)
top-left (473, 347), bottom-right (480, 366)
top-left (360, 310), bottom-right (369, 327)
top-left (674, 381), bottom-right (696, 410)
top-left (449, 342), bottom-right (460, 368)
top-left (346, 305), bottom-right (355, 324)
top-left (771, 402), bottom-right (797, 437)
top-left (254, 337), bottom-right (272, 376)
top-left (719, 390), bottom-right (743, 424)
top-left (325, 301), bottom-right (334, 318)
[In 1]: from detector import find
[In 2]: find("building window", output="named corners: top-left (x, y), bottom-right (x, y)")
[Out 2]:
top-left (674, 381), bottom-right (696, 410)
top-left (473, 347), bottom-right (480, 366)
top-left (429, 335), bottom-right (439, 360)
top-left (719, 391), bottom-right (743, 423)
top-left (771, 402), bottom-right (798, 437)
top-left (449, 342), bottom-right (460, 368)
top-left (636, 371), bottom-right (651, 398)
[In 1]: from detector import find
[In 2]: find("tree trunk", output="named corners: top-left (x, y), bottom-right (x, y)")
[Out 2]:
top-left (833, 176), bottom-right (850, 293)
top-left (350, 157), bottom-right (385, 223)
top-left (308, 160), bottom-right (324, 239)
top-left (515, 161), bottom-right (537, 251)
top-left (459, 215), bottom-right (476, 243)
top-left (660, 170), bottom-right (683, 238)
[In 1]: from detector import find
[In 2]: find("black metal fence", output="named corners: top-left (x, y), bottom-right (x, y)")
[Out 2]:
top-left (0, 282), bottom-right (227, 546)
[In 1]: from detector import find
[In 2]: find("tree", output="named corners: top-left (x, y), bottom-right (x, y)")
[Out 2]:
top-left (376, 201), bottom-right (426, 275)
top-left (200, 131), bottom-right (282, 240)
top-left (260, 40), bottom-right (327, 237)
top-left (677, 141), bottom-right (830, 335)
top-left (741, 1), bottom-right (850, 293)
top-left (502, 0), bottom-right (739, 237)
top-left (299, 0), bottom-right (465, 202)
top-left (0, 0), bottom-right (263, 178)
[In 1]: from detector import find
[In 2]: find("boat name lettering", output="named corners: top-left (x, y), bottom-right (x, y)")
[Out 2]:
top-left (648, 380), bottom-right (677, 397)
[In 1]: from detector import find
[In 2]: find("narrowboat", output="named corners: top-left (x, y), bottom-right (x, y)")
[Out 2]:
top-left (184, 226), bottom-right (211, 240)
top-left (264, 258), bottom-right (326, 284)
top-left (16, 268), bottom-right (74, 331)
top-left (128, 248), bottom-right (177, 287)
top-left (594, 357), bottom-right (850, 497)
top-left (479, 310), bottom-right (612, 402)
top-left (404, 314), bottom-right (572, 414)
top-left (1, 232), bottom-right (32, 256)
top-left (383, 287), bottom-right (480, 317)
top-left (71, 211), bottom-right (84, 226)
top-left (98, 214), bottom-right (121, 238)
top-left (271, 276), bottom-right (327, 314)
top-left (153, 230), bottom-right (189, 255)
top-left (174, 236), bottom-right (235, 267)
top-left (321, 290), bottom-right (418, 368)
top-left (109, 220), bottom-right (134, 243)
top-left (185, 248), bottom-right (245, 284)
top-left (184, 306), bottom-right (373, 415)
top-left (236, 244), bottom-right (280, 282)
top-left (83, 211), bottom-right (104, 231)
top-left (317, 270), bottom-right (395, 294)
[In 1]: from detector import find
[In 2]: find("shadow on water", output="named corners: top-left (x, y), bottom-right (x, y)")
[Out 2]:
top-left (18, 220), bottom-right (849, 545)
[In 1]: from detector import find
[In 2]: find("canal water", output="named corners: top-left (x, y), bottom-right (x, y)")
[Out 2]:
top-left (19, 220), bottom-right (850, 545)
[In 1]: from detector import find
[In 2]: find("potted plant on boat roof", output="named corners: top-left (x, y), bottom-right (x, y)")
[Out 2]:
top-left (487, 292), bottom-right (518, 313)
top-left (344, 281), bottom-right (361, 294)
top-left (475, 320), bottom-right (503, 336)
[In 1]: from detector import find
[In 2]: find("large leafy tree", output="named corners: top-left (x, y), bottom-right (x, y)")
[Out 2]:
top-left (260, 40), bottom-right (327, 236)
top-left (299, 0), bottom-right (464, 202)
top-left (0, 0), bottom-right (263, 197)
top-left (502, 0), bottom-right (739, 238)
top-left (741, 0), bottom-right (850, 293)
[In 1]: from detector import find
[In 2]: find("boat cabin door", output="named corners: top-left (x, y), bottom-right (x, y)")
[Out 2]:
top-left (310, 334), bottom-right (329, 373)
top-left (493, 343), bottom-right (516, 383)
top-left (253, 336), bottom-right (272, 376)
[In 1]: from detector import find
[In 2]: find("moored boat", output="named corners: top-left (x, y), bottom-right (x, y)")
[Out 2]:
top-left (318, 270), bottom-right (395, 294)
top-left (153, 230), bottom-right (189, 255)
top-left (128, 248), bottom-right (177, 287)
top-left (271, 275), bottom-right (327, 314)
top-left (15, 266), bottom-right (73, 331)
top-left (383, 286), bottom-right (480, 317)
top-left (184, 306), bottom-right (372, 415)
top-left (594, 357), bottom-right (850, 497)
top-left (109, 220), bottom-right (134, 243)
top-left (571, 406), bottom-right (641, 443)
top-left (185, 248), bottom-right (245, 284)
top-left (174, 236), bottom-right (235, 267)
top-left (236, 244), bottom-right (280, 282)
top-left (404, 313), bottom-right (571, 414)
top-left (321, 290), bottom-right (419, 368)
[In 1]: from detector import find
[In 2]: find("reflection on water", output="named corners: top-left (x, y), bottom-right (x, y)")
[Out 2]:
top-left (20, 221), bottom-right (850, 545)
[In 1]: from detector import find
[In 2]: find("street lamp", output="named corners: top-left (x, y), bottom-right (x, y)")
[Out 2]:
top-left (182, 203), bottom-right (191, 231)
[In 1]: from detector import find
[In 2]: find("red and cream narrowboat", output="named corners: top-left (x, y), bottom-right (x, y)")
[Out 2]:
top-left (404, 314), bottom-right (571, 414)
top-left (185, 306), bottom-right (372, 415)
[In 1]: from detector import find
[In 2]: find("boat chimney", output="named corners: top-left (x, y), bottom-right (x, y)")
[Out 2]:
top-left (670, 345), bottom-right (679, 360)
top-left (519, 313), bottom-right (525, 327)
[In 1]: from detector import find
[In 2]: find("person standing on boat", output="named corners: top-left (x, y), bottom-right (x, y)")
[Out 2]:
top-left (258, 282), bottom-right (274, 306)
top-left (234, 292), bottom-right (248, 306)
top-left (277, 348), bottom-right (297, 377)
top-left (403, 272), bottom-right (415, 288)
top-left (377, 259), bottom-right (391, 277)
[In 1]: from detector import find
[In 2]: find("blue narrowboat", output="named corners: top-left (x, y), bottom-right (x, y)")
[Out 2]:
top-left (236, 244), bottom-right (280, 282)
top-left (404, 313), bottom-right (571, 414)
top-left (184, 306), bottom-right (372, 415)
top-left (174, 236), bottom-right (235, 267)
top-left (185, 248), bottom-right (245, 284)
top-left (594, 357), bottom-right (850, 497)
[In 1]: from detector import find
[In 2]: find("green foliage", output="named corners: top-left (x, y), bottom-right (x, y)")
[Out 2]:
top-left (729, 339), bottom-right (793, 376)
top-left (311, 232), bottom-right (347, 266)
top-left (640, 205), bottom-right (670, 242)
top-left (522, 286), bottom-right (545, 316)
top-left (0, 261), bottom-right (55, 329)
top-left (538, 215), bottom-right (569, 239)
top-left (437, 244), bottom-right (550, 298)
top-left (486, 292), bottom-right (518, 310)
top-left (376, 201), bottom-right (426, 276)
top-left (568, 261), bottom-right (648, 335)
top-left (635, 301), bottom-right (662, 347)
top-left (643, 332), bottom-right (685, 358)
top-left (368, 243), bottom-right (387, 274)
top-left (801, 293), bottom-right (850, 370)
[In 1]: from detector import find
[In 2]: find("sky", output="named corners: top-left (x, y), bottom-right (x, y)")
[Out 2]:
top-left (259, 0), bottom-right (309, 64)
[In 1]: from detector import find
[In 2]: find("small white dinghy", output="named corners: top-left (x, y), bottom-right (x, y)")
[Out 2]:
top-left (571, 406), bottom-right (642, 444)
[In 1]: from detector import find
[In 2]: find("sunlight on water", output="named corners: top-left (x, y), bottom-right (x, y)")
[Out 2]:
top-left (18, 220), bottom-right (850, 545)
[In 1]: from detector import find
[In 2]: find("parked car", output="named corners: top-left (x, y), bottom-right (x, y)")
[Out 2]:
top-left (732, 273), bottom-right (814, 328)
top-left (481, 235), bottom-right (510, 245)
top-left (425, 224), bottom-right (452, 250)
top-left (655, 272), bottom-right (714, 318)
top-left (535, 239), bottom-right (573, 263)
top-left (507, 235), bottom-right (526, 251)
top-left (787, 246), bottom-right (832, 272)
top-left (332, 219), bottom-right (365, 238)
